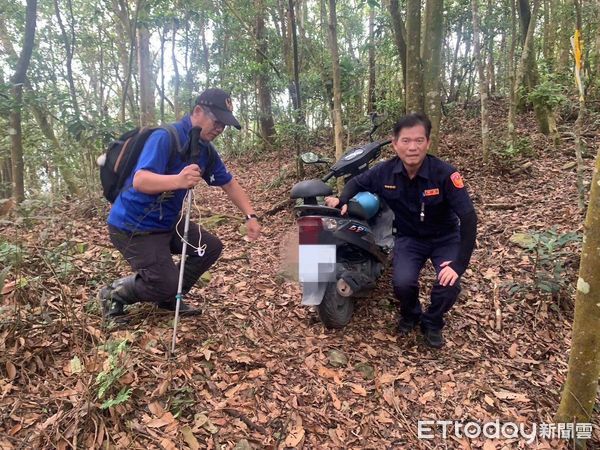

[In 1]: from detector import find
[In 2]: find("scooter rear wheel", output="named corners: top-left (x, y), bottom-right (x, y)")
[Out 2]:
top-left (318, 282), bottom-right (355, 329)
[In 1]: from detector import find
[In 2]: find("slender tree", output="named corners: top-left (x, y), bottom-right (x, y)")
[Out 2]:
top-left (555, 148), bottom-right (600, 450)
top-left (405, 0), bottom-right (424, 112)
top-left (53, 0), bottom-right (80, 119)
top-left (327, 0), bottom-right (344, 191)
top-left (422, 0), bottom-right (444, 151)
top-left (388, 0), bottom-right (408, 100)
top-left (471, 0), bottom-right (490, 160)
top-left (367, 5), bottom-right (376, 114)
top-left (255, 0), bottom-right (276, 144)
top-left (137, 21), bottom-right (156, 126)
top-left (7, 0), bottom-right (37, 202)
top-left (508, 0), bottom-right (539, 146)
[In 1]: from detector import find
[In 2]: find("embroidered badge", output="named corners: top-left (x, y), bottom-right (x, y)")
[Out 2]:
top-left (423, 188), bottom-right (440, 197)
top-left (450, 172), bottom-right (464, 189)
top-left (225, 97), bottom-right (233, 112)
top-left (384, 185), bottom-right (396, 190)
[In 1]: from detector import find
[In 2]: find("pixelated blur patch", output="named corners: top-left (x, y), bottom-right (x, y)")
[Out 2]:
top-left (450, 172), bottom-right (464, 189)
top-left (279, 229), bottom-right (299, 281)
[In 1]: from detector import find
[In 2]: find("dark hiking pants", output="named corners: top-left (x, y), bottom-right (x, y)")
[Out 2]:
top-left (108, 222), bottom-right (223, 304)
top-left (392, 232), bottom-right (461, 331)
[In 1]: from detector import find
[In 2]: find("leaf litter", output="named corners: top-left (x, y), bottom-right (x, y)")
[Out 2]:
top-left (0, 104), bottom-right (599, 448)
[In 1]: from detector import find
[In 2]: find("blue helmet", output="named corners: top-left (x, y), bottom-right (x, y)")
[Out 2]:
top-left (350, 191), bottom-right (380, 220)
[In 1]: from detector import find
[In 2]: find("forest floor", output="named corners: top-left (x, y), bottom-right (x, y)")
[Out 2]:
top-left (1, 101), bottom-right (599, 449)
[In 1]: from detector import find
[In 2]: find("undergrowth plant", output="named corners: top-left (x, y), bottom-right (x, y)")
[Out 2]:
top-left (95, 338), bottom-right (133, 409)
top-left (507, 227), bottom-right (581, 306)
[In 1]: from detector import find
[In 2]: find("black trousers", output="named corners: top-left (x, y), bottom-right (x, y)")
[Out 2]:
top-left (392, 232), bottom-right (461, 331)
top-left (108, 222), bottom-right (223, 304)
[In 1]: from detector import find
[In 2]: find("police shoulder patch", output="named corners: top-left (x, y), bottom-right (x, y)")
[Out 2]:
top-left (450, 172), bottom-right (464, 189)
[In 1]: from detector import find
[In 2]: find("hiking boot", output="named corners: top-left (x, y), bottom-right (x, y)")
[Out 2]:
top-left (157, 299), bottom-right (202, 316)
top-left (98, 275), bottom-right (138, 318)
top-left (421, 327), bottom-right (444, 348)
top-left (397, 317), bottom-right (417, 336)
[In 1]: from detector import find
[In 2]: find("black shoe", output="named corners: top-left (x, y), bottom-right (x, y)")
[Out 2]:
top-left (98, 286), bottom-right (127, 317)
top-left (421, 327), bottom-right (444, 348)
top-left (157, 300), bottom-right (202, 316)
top-left (397, 317), bottom-right (417, 335)
top-left (97, 275), bottom-right (138, 318)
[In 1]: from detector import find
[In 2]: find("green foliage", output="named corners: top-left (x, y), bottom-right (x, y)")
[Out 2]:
top-left (43, 241), bottom-right (88, 281)
top-left (101, 387), bottom-right (133, 409)
top-left (492, 136), bottom-right (535, 163)
top-left (0, 241), bottom-right (24, 267)
top-left (273, 118), bottom-right (312, 151)
top-left (527, 80), bottom-right (567, 110)
top-left (95, 338), bottom-right (132, 409)
top-left (508, 228), bottom-right (581, 298)
top-left (170, 386), bottom-right (195, 418)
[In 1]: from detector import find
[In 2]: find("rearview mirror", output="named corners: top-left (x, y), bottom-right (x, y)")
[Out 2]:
top-left (300, 152), bottom-right (320, 164)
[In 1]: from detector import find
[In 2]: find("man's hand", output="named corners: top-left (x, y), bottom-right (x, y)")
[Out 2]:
top-left (438, 261), bottom-right (459, 286)
top-left (246, 218), bottom-right (261, 241)
top-left (178, 164), bottom-right (202, 189)
top-left (325, 196), bottom-right (348, 215)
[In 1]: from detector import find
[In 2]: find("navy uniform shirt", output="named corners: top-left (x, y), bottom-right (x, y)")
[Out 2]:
top-left (341, 154), bottom-right (475, 238)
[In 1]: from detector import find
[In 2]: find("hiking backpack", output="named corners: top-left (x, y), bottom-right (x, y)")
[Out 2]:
top-left (97, 125), bottom-right (216, 203)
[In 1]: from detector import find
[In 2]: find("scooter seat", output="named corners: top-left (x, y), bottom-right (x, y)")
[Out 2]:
top-left (291, 180), bottom-right (333, 199)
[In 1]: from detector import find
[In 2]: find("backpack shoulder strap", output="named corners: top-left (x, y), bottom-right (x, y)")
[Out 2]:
top-left (202, 141), bottom-right (218, 184)
top-left (160, 124), bottom-right (181, 154)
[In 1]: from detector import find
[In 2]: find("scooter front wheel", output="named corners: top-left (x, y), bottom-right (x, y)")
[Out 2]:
top-left (318, 282), bottom-right (355, 329)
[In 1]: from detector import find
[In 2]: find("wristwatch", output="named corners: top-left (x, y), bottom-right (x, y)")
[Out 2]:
top-left (245, 213), bottom-right (259, 221)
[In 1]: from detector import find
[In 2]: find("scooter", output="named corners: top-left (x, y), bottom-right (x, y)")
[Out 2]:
top-left (290, 117), bottom-right (395, 328)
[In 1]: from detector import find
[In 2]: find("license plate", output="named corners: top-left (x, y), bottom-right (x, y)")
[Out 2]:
top-left (298, 245), bottom-right (336, 283)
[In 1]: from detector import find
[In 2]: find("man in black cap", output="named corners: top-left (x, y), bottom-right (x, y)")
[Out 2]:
top-left (99, 88), bottom-right (261, 317)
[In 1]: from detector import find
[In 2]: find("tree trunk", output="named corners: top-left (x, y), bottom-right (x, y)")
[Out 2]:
top-left (8, 0), bottom-right (37, 202)
top-left (422, 0), bottom-right (443, 153)
top-left (517, 0), bottom-right (541, 111)
top-left (0, 14), bottom-right (78, 195)
top-left (327, 0), bottom-right (344, 192)
top-left (53, 0), bottom-right (80, 119)
top-left (289, 0), bottom-right (303, 124)
top-left (115, 0), bottom-right (138, 123)
top-left (555, 148), bottom-right (600, 450)
top-left (508, 0), bottom-right (517, 96)
top-left (472, 0), bottom-right (490, 161)
top-left (388, 0), bottom-right (408, 100)
top-left (406, 0), bottom-right (425, 113)
top-left (137, 22), bottom-right (155, 126)
top-left (256, 0), bottom-right (276, 144)
top-left (171, 19), bottom-right (181, 118)
top-left (487, 36), bottom-right (496, 95)
top-left (201, 13), bottom-right (210, 88)
top-left (159, 25), bottom-right (166, 123)
top-left (542, 0), bottom-right (551, 63)
top-left (367, 6), bottom-right (376, 114)
top-left (448, 19), bottom-right (463, 102)
top-left (508, 0), bottom-right (539, 145)
top-left (1, 158), bottom-right (12, 199)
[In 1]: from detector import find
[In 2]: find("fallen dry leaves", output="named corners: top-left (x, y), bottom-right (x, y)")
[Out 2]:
top-left (0, 102), bottom-right (598, 448)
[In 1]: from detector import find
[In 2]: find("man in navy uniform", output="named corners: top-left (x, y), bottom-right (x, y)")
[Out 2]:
top-left (326, 113), bottom-right (477, 348)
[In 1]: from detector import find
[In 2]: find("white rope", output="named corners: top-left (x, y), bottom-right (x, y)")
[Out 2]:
top-left (175, 189), bottom-right (206, 256)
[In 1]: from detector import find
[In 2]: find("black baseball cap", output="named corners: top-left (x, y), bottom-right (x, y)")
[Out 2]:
top-left (195, 88), bottom-right (241, 130)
